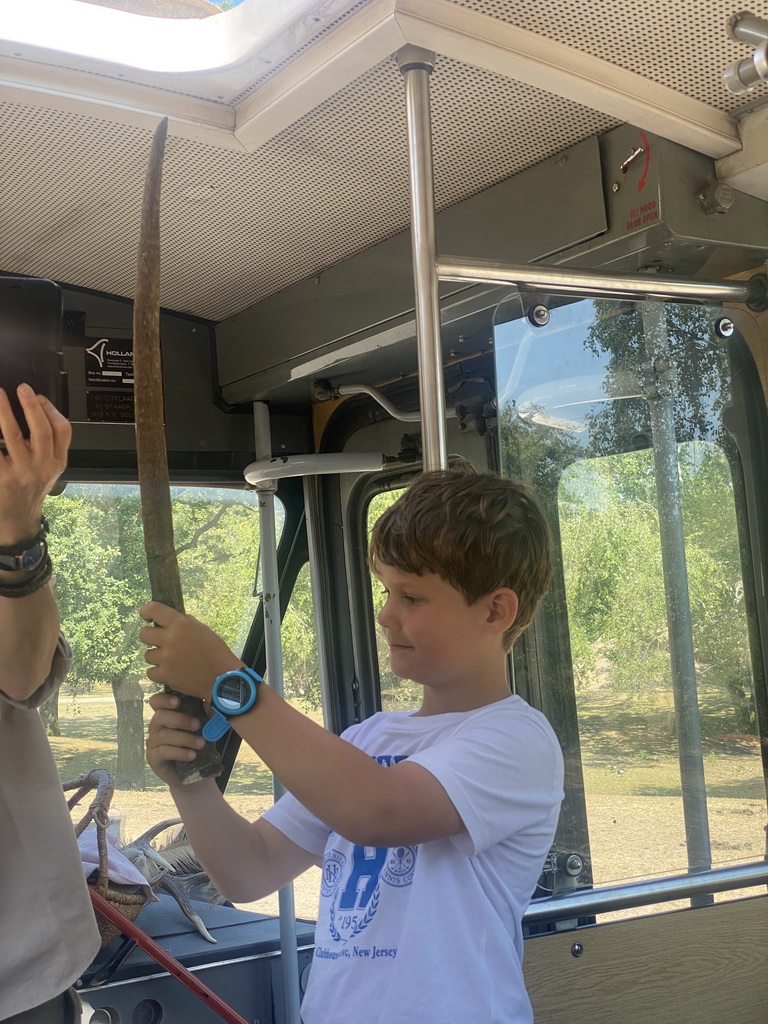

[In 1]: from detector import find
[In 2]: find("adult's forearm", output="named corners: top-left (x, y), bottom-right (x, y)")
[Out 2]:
top-left (0, 583), bottom-right (60, 700)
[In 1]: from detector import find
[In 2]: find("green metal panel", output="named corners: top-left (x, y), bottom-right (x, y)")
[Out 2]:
top-left (217, 136), bottom-right (607, 404)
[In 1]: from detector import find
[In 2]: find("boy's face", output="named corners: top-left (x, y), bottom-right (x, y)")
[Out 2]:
top-left (375, 562), bottom-right (511, 705)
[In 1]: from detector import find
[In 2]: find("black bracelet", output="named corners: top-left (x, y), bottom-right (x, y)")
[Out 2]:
top-left (0, 516), bottom-right (49, 557)
top-left (0, 553), bottom-right (52, 598)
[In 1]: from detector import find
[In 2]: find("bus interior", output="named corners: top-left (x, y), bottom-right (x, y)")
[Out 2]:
top-left (2, 1), bottom-right (768, 1022)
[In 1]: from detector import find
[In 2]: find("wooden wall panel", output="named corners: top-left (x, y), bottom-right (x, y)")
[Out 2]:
top-left (523, 896), bottom-right (768, 1024)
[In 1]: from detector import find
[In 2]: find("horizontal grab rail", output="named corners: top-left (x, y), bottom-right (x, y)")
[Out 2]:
top-left (524, 859), bottom-right (768, 925)
top-left (437, 256), bottom-right (767, 309)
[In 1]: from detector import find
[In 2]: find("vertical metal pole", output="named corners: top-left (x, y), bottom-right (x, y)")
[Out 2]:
top-left (253, 402), bottom-right (302, 1024)
top-left (397, 45), bottom-right (447, 471)
top-left (641, 306), bottom-right (712, 905)
top-left (303, 477), bottom-right (334, 727)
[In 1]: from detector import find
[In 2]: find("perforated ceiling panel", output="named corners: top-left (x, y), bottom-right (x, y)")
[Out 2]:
top-left (0, 56), bottom-right (616, 321)
top-left (448, 0), bottom-right (768, 112)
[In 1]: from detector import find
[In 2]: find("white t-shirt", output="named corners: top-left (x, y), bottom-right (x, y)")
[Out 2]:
top-left (263, 694), bottom-right (564, 1024)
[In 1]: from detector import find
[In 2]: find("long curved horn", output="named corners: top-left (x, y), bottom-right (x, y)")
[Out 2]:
top-left (133, 117), bottom-right (222, 784)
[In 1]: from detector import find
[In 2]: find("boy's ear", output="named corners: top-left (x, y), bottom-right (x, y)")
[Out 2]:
top-left (486, 587), bottom-right (518, 634)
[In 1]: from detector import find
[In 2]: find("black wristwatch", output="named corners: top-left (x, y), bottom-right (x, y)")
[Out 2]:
top-left (0, 518), bottom-right (49, 572)
top-left (202, 667), bottom-right (263, 741)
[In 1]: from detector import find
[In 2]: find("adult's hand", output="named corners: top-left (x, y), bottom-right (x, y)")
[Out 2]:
top-left (0, 384), bottom-right (71, 545)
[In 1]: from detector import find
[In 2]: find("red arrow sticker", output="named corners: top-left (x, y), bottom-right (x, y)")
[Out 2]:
top-left (638, 132), bottom-right (650, 192)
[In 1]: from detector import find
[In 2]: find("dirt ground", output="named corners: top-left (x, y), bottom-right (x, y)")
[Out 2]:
top-left (100, 788), bottom-right (765, 925)
top-left (58, 682), bottom-right (768, 926)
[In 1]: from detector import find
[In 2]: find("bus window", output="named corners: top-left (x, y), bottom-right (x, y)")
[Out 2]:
top-left (366, 487), bottom-right (423, 713)
top-left (233, 561), bottom-right (323, 921)
top-left (560, 443), bottom-right (765, 894)
top-left (493, 295), bottom-right (768, 916)
top-left (43, 483), bottom-right (267, 845)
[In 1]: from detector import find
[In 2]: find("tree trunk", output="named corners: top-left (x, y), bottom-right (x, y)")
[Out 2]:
top-left (40, 688), bottom-right (61, 737)
top-left (112, 675), bottom-right (146, 789)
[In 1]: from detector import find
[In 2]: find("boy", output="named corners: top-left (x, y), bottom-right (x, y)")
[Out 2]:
top-left (143, 468), bottom-right (564, 1024)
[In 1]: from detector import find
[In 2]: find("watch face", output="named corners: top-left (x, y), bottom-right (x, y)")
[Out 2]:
top-left (217, 675), bottom-right (250, 712)
top-left (0, 542), bottom-right (45, 571)
top-left (19, 543), bottom-right (45, 571)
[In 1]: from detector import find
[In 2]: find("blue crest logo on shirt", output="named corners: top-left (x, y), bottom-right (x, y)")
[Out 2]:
top-left (321, 849), bottom-right (346, 898)
top-left (382, 846), bottom-right (416, 887)
top-left (319, 752), bottom-right (418, 947)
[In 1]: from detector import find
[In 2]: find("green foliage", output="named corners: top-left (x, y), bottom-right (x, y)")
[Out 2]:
top-left (584, 302), bottom-right (729, 456)
top-left (43, 485), bottom-right (263, 786)
top-left (281, 563), bottom-right (322, 711)
top-left (45, 485), bottom-right (261, 695)
top-left (495, 297), bottom-right (755, 729)
top-left (559, 443), bottom-right (755, 725)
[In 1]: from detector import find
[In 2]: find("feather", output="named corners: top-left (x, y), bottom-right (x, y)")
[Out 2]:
top-left (117, 819), bottom-right (226, 942)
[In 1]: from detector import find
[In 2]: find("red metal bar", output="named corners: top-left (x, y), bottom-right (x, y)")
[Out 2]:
top-left (89, 889), bottom-right (251, 1024)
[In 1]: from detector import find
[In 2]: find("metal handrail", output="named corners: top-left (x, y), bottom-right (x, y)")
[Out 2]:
top-left (524, 859), bottom-right (768, 925)
top-left (437, 256), bottom-right (767, 308)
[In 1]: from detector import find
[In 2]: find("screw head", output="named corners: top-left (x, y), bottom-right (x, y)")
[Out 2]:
top-left (714, 317), bottom-right (735, 339)
top-left (565, 854), bottom-right (584, 876)
top-left (571, 942), bottom-right (584, 958)
top-left (529, 304), bottom-right (550, 327)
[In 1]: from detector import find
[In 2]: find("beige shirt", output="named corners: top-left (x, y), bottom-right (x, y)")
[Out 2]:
top-left (0, 636), bottom-right (101, 1019)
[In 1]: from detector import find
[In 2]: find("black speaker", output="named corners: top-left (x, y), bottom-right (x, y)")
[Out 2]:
top-left (0, 275), bottom-right (67, 438)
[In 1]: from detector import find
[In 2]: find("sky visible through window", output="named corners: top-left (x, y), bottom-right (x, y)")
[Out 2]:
top-left (82, 0), bottom-right (248, 13)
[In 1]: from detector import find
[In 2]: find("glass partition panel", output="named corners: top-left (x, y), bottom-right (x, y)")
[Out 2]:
top-left (44, 482), bottom-right (267, 837)
top-left (234, 561), bottom-right (322, 921)
top-left (493, 295), bottom-right (768, 907)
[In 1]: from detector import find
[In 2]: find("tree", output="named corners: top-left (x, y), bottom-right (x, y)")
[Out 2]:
top-left (280, 563), bottom-right (322, 711)
top-left (584, 301), bottom-right (729, 458)
top-left (559, 443), bottom-right (755, 727)
top-left (45, 485), bottom-right (261, 788)
top-left (495, 296), bottom-right (756, 728)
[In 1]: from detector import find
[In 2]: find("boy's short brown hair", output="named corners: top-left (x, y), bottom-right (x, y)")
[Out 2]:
top-left (369, 467), bottom-right (552, 650)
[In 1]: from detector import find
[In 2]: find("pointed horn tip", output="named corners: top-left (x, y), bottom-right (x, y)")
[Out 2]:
top-left (131, 817), bottom-right (183, 846)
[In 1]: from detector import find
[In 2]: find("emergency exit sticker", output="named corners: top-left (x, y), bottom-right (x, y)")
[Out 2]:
top-left (85, 337), bottom-right (134, 389)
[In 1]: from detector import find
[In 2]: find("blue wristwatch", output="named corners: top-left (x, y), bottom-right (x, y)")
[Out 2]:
top-left (202, 666), bottom-right (263, 741)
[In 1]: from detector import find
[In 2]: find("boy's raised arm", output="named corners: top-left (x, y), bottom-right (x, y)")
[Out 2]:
top-left (142, 603), bottom-right (465, 849)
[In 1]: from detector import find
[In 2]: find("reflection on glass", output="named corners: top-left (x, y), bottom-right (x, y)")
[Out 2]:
top-left (493, 296), bottom-right (767, 903)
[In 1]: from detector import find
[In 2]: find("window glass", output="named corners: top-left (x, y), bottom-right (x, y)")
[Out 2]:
top-left (233, 561), bottom-right (322, 920)
top-left (560, 444), bottom-right (764, 889)
top-left (44, 483), bottom-right (267, 864)
top-left (493, 296), bottom-right (768, 914)
top-left (366, 489), bottom-right (422, 713)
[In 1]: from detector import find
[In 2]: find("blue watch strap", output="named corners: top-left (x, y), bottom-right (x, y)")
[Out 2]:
top-left (201, 666), bottom-right (262, 742)
top-left (202, 712), bottom-right (233, 742)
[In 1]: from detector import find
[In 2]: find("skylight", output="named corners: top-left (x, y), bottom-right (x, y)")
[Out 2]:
top-left (3, 0), bottom-right (321, 74)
